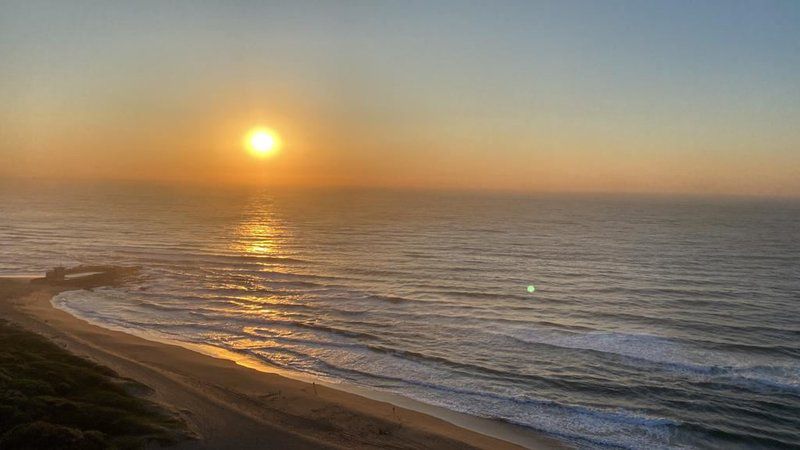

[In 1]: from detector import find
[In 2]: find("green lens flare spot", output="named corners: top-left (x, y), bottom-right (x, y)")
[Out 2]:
top-left (527, 285), bottom-right (536, 293)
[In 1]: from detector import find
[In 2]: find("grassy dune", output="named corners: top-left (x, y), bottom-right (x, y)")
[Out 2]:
top-left (0, 318), bottom-right (188, 449)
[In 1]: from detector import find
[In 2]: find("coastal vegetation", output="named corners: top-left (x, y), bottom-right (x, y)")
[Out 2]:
top-left (0, 319), bottom-right (188, 449)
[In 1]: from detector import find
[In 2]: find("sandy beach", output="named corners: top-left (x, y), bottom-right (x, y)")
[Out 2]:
top-left (0, 273), bottom-right (566, 450)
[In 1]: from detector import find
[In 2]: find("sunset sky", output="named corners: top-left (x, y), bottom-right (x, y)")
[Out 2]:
top-left (2, 1), bottom-right (799, 196)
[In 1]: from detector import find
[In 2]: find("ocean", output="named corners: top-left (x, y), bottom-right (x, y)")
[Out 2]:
top-left (1, 183), bottom-right (798, 449)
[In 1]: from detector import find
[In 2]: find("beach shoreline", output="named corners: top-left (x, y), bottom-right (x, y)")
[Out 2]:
top-left (0, 275), bottom-right (567, 449)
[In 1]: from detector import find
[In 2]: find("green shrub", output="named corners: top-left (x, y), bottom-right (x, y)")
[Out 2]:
top-left (0, 320), bottom-right (187, 449)
top-left (0, 421), bottom-right (107, 450)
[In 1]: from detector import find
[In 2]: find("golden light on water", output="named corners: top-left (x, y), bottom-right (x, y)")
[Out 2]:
top-left (245, 127), bottom-right (280, 158)
top-left (231, 221), bottom-right (282, 256)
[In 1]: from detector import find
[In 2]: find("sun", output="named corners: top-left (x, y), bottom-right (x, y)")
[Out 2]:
top-left (245, 128), bottom-right (280, 157)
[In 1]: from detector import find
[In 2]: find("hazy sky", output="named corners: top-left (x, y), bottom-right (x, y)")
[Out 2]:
top-left (2, 1), bottom-right (799, 196)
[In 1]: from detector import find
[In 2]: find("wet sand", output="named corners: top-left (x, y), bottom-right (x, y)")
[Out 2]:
top-left (0, 275), bottom-right (567, 449)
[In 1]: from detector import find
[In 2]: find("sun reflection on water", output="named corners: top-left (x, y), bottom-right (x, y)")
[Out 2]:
top-left (220, 201), bottom-right (308, 329)
top-left (228, 195), bottom-right (294, 260)
top-left (231, 221), bottom-right (284, 256)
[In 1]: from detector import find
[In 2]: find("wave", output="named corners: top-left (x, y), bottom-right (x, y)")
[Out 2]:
top-left (244, 344), bottom-right (679, 449)
top-left (46, 249), bottom-right (800, 449)
top-left (499, 327), bottom-right (800, 393)
top-left (420, 289), bottom-right (537, 302)
top-left (362, 293), bottom-right (417, 304)
top-left (59, 286), bottom-right (800, 396)
top-left (47, 292), bottom-right (795, 449)
top-left (112, 247), bottom-right (311, 265)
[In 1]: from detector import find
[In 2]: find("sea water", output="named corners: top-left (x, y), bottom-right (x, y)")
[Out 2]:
top-left (2, 183), bottom-right (798, 448)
